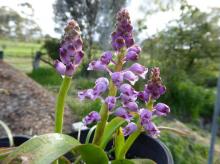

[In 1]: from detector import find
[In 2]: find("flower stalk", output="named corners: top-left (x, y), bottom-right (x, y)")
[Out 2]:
top-left (55, 76), bottom-right (72, 133)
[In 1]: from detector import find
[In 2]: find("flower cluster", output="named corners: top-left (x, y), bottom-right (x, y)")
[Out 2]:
top-left (79, 9), bottom-right (170, 137)
top-left (55, 20), bottom-right (84, 77)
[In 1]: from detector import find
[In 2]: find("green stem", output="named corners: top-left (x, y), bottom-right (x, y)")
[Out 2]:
top-left (55, 76), bottom-right (72, 133)
top-left (118, 122), bottom-right (142, 159)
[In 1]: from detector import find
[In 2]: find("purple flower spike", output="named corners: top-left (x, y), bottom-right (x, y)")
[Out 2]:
top-left (55, 60), bottom-right (66, 75)
top-left (115, 107), bottom-right (132, 121)
top-left (123, 101), bottom-right (138, 112)
top-left (100, 51), bottom-right (113, 65)
top-left (125, 50), bottom-right (138, 61)
top-left (140, 108), bottom-right (152, 124)
top-left (111, 72), bottom-right (124, 87)
top-left (105, 96), bottom-right (116, 111)
top-left (87, 60), bottom-right (107, 71)
top-left (55, 19), bottom-right (84, 77)
top-left (143, 121), bottom-right (160, 137)
top-left (129, 63), bottom-right (148, 79)
top-left (83, 111), bottom-right (101, 126)
top-left (123, 71), bottom-right (139, 85)
top-left (153, 103), bottom-right (170, 116)
top-left (123, 122), bottom-right (137, 136)
top-left (111, 9), bottom-right (134, 50)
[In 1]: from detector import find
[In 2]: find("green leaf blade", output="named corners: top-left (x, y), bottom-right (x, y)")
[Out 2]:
top-left (75, 144), bottom-right (108, 164)
top-left (3, 133), bottom-right (81, 164)
top-left (100, 117), bottom-right (126, 148)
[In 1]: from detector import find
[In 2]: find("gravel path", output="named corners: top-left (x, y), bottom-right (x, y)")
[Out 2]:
top-left (0, 61), bottom-right (75, 137)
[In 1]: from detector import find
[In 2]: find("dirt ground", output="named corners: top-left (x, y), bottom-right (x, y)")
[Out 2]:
top-left (0, 61), bottom-right (75, 137)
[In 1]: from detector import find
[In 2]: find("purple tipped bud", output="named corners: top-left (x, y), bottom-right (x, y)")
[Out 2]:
top-left (128, 45), bottom-right (141, 54)
top-left (123, 71), bottom-right (139, 85)
top-left (65, 63), bottom-right (75, 76)
top-left (111, 72), bottom-right (124, 87)
top-left (138, 91), bottom-right (150, 102)
top-left (105, 96), bottom-right (117, 111)
top-left (83, 111), bottom-right (101, 126)
top-left (125, 50), bottom-right (138, 61)
top-left (78, 89), bottom-right (96, 100)
top-left (74, 51), bottom-right (84, 65)
top-left (143, 121), bottom-right (160, 137)
top-left (140, 108), bottom-right (152, 124)
top-left (123, 101), bottom-right (138, 112)
top-left (120, 84), bottom-right (138, 96)
top-left (129, 63), bottom-right (148, 79)
top-left (153, 103), bottom-right (170, 116)
top-left (115, 107), bottom-right (132, 121)
top-left (114, 37), bottom-right (126, 50)
top-left (87, 60), bottom-right (107, 71)
top-left (145, 83), bottom-right (166, 100)
top-left (55, 60), bottom-right (66, 75)
top-left (100, 51), bottom-right (113, 65)
top-left (93, 77), bottom-right (109, 95)
top-left (123, 122), bottom-right (137, 136)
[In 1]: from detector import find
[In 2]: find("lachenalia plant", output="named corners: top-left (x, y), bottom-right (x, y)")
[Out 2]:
top-left (78, 9), bottom-right (170, 159)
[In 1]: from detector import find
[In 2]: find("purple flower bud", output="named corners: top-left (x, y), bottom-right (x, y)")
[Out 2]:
top-left (65, 63), bottom-right (75, 76)
top-left (138, 91), bottom-right (150, 102)
top-left (125, 50), bottom-right (138, 61)
top-left (145, 83), bottom-right (166, 100)
top-left (123, 101), bottom-right (138, 112)
top-left (120, 84), bottom-right (138, 96)
top-left (78, 89), bottom-right (96, 100)
top-left (115, 107), bottom-right (132, 121)
top-left (55, 19), bottom-right (83, 77)
top-left (55, 60), bottom-right (66, 75)
top-left (153, 103), bottom-right (170, 116)
top-left (129, 63), bottom-right (148, 79)
top-left (123, 71), bottom-right (139, 85)
top-left (83, 111), bottom-right (101, 126)
top-left (114, 36), bottom-right (126, 50)
top-left (87, 60), bottom-right (107, 71)
top-left (143, 121), bottom-right (160, 137)
top-left (123, 122), bottom-right (137, 136)
top-left (105, 96), bottom-right (116, 111)
top-left (74, 51), bottom-right (84, 65)
top-left (93, 77), bottom-right (109, 95)
top-left (100, 51), bottom-right (113, 65)
top-left (111, 72), bottom-right (124, 87)
top-left (128, 45), bottom-right (141, 54)
top-left (140, 108), bottom-right (152, 124)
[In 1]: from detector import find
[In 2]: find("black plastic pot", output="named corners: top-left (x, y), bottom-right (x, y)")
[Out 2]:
top-left (0, 135), bottom-right (30, 147)
top-left (70, 130), bottom-right (174, 164)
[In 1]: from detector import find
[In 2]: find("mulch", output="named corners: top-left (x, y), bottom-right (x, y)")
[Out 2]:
top-left (0, 61), bottom-right (75, 137)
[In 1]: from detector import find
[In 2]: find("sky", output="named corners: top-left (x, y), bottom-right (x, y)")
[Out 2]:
top-left (0, 0), bottom-right (220, 38)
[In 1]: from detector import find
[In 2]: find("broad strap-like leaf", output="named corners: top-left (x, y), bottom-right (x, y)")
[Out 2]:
top-left (3, 133), bottom-right (80, 164)
top-left (100, 117), bottom-right (126, 148)
top-left (0, 147), bottom-right (16, 160)
top-left (75, 144), bottom-right (108, 164)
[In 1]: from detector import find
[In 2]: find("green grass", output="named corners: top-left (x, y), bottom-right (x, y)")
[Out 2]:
top-left (0, 39), bottom-right (42, 72)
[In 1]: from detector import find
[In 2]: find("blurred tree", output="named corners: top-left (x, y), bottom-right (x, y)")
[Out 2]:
top-left (142, 3), bottom-right (220, 120)
top-left (0, 6), bottom-right (42, 41)
top-left (53, 0), bottom-right (126, 60)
